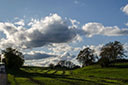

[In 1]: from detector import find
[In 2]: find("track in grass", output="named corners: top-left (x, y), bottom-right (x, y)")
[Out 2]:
top-left (29, 77), bottom-right (44, 85)
top-left (8, 63), bottom-right (128, 85)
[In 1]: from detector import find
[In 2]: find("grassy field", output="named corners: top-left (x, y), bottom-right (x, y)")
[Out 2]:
top-left (7, 62), bottom-right (128, 85)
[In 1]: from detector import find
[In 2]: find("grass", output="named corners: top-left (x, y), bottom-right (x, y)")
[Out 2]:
top-left (7, 62), bottom-right (128, 85)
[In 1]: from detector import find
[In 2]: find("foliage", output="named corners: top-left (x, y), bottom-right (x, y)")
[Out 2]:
top-left (98, 57), bottom-right (110, 67)
top-left (58, 60), bottom-right (75, 68)
top-left (77, 47), bottom-right (97, 67)
top-left (2, 47), bottom-right (24, 69)
top-left (54, 60), bottom-right (79, 69)
top-left (99, 41), bottom-right (126, 67)
top-left (49, 63), bottom-right (55, 69)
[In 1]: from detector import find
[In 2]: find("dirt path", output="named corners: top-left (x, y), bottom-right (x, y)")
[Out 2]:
top-left (0, 73), bottom-right (7, 85)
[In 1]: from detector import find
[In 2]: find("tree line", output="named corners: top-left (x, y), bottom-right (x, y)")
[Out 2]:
top-left (0, 41), bottom-right (127, 70)
top-left (77, 41), bottom-right (127, 67)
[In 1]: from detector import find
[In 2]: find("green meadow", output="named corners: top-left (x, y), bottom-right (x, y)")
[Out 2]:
top-left (7, 62), bottom-right (128, 85)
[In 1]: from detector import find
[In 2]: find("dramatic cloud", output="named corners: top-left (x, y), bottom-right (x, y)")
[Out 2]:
top-left (121, 4), bottom-right (128, 15)
top-left (1, 14), bottom-right (128, 67)
top-left (1, 14), bottom-right (128, 49)
top-left (24, 51), bottom-right (57, 60)
top-left (24, 43), bottom-right (128, 67)
top-left (0, 14), bottom-right (77, 49)
top-left (82, 22), bottom-right (128, 37)
top-left (24, 52), bottom-right (75, 67)
top-left (48, 43), bottom-right (80, 55)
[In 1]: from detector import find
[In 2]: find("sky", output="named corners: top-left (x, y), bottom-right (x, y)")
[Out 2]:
top-left (0, 0), bottom-right (128, 66)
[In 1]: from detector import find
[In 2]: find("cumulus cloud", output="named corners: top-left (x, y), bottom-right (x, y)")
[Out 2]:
top-left (24, 51), bottom-right (57, 60)
top-left (1, 14), bottom-right (128, 49)
top-left (24, 43), bottom-right (128, 67)
top-left (24, 52), bottom-right (75, 67)
top-left (0, 22), bottom-right (23, 38)
top-left (0, 14), bottom-right (77, 49)
top-left (69, 19), bottom-right (80, 29)
top-left (82, 44), bottom-right (103, 56)
top-left (14, 19), bottom-right (25, 26)
top-left (48, 43), bottom-right (73, 54)
top-left (121, 4), bottom-right (128, 15)
top-left (1, 13), bottom-right (128, 67)
top-left (82, 22), bottom-right (128, 37)
top-left (48, 43), bottom-right (81, 55)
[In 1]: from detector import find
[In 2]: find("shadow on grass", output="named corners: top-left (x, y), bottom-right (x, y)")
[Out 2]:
top-left (44, 69), bottom-right (51, 74)
top-left (51, 70), bottom-right (57, 74)
top-left (62, 70), bottom-right (65, 75)
top-left (7, 68), bottom-right (103, 85)
top-left (88, 75), bottom-right (128, 83)
top-left (109, 65), bottom-right (128, 68)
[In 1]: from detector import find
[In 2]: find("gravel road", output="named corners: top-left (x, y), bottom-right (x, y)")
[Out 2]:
top-left (0, 73), bottom-right (7, 85)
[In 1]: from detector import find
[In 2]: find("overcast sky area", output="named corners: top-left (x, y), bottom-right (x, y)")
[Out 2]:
top-left (0, 0), bottom-right (128, 66)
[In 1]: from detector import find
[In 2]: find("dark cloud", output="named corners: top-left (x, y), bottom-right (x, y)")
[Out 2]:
top-left (0, 14), bottom-right (77, 49)
top-left (24, 53), bottom-right (57, 60)
top-left (25, 23), bottom-right (76, 48)
top-left (24, 52), bottom-right (76, 66)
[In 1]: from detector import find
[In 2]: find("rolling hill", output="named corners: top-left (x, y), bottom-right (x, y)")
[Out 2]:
top-left (7, 62), bottom-right (128, 85)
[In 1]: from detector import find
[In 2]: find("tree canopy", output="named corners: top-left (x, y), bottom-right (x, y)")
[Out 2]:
top-left (100, 41), bottom-right (126, 60)
top-left (77, 47), bottom-right (97, 67)
top-left (99, 41), bottom-right (126, 67)
top-left (2, 47), bottom-right (24, 69)
top-left (56, 60), bottom-right (76, 68)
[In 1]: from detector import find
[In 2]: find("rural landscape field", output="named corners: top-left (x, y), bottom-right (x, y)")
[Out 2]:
top-left (7, 62), bottom-right (128, 85)
top-left (0, 0), bottom-right (128, 85)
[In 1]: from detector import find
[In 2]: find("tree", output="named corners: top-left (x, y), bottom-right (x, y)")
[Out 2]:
top-left (49, 63), bottom-right (54, 69)
top-left (57, 60), bottom-right (66, 67)
top-left (99, 41), bottom-right (126, 67)
top-left (64, 61), bottom-right (75, 68)
top-left (76, 47), bottom-right (97, 67)
top-left (2, 47), bottom-right (24, 69)
top-left (55, 60), bottom-right (76, 69)
top-left (98, 56), bottom-right (110, 67)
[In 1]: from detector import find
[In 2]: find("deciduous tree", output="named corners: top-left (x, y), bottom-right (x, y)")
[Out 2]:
top-left (2, 47), bottom-right (24, 69)
top-left (77, 47), bottom-right (97, 67)
top-left (99, 41), bottom-right (126, 67)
